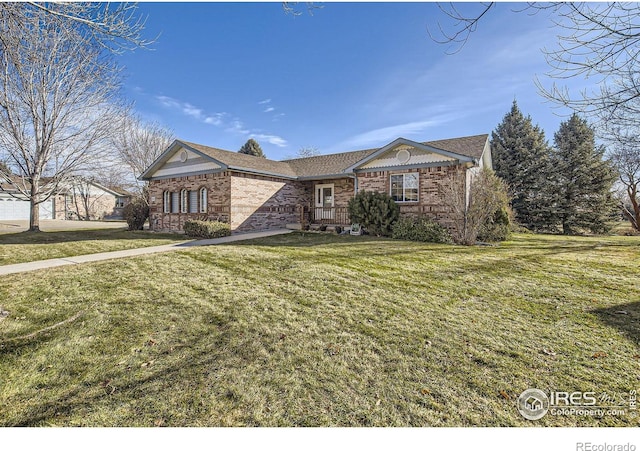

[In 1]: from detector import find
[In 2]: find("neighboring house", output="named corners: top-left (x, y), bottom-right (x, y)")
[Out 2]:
top-left (140, 134), bottom-right (492, 233)
top-left (104, 188), bottom-right (133, 221)
top-left (0, 175), bottom-right (125, 221)
top-left (0, 175), bottom-right (54, 221)
top-left (53, 178), bottom-right (124, 221)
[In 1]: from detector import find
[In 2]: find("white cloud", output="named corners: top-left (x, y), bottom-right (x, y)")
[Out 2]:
top-left (227, 120), bottom-right (250, 135)
top-left (250, 133), bottom-right (288, 148)
top-left (182, 103), bottom-right (204, 120)
top-left (156, 94), bottom-right (287, 148)
top-left (204, 114), bottom-right (225, 126)
top-left (339, 119), bottom-right (451, 150)
top-left (258, 99), bottom-right (272, 104)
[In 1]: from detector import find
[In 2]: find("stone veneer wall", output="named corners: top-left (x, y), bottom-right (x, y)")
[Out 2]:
top-left (356, 165), bottom-right (467, 229)
top-left (148, 172), bottom-right (231, 232)
top-left (230, 172), bottom-right (310, 232)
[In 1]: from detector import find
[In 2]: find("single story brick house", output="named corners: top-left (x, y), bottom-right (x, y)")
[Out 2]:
top-left (139, 134), bottom-right (492, 233)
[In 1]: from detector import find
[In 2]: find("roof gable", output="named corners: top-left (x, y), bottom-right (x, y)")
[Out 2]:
top-left (140, 140), bottom-right (227, 180)
top-left (346, 137), bottom-right (478, 172)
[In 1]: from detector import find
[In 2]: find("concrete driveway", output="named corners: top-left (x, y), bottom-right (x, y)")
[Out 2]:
top-left (0, 219), bottom-right (128, 233)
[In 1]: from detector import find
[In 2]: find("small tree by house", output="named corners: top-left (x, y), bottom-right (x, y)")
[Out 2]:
top-left (440, 168), bottom-right (511, 245)
top-left (123, 197), bottom-right (149, 231)
top-left (239, 139), bottom-right (266, 158)
top-left (347, 191), bottom-right (399, 237)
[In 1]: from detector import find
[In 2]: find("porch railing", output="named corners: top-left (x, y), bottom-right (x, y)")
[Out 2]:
top-left (309, 206), bottom-right (350, 225)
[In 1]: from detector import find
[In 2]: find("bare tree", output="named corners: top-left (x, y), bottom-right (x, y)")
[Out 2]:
top-left (0, 3), bottom-right (151, 231)
top-left (69, 177), bottom-right (110, 221)
top-left (440, 168), bottom-right (510, 245)
top-left (0, 5), bottom-right (126, 231)
top-left (1, 2), bottom-right (152, 53)
top-left (606, 133), bottom-right (640, 232)
top-left (282, 2), bottom-right (323, 16)
top-left (428, 2), bottom-right (495, 53)
top-left (110, 113), bottom-right (174, 197)
top-left (284, 146), bottom-right (321, 160)
top-left (431, 3), bottom-right (640, 121)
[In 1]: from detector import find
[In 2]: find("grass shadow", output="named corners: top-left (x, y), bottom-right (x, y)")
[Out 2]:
top-left (591, 302), bottom-right (640, 348)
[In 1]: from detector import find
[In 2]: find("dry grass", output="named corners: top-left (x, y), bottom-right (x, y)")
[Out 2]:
top-left (0, 232), bottom-right (638, 426)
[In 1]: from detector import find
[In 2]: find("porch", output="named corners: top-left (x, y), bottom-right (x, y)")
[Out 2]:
top-left (304, 206), bottom-right (351, 227)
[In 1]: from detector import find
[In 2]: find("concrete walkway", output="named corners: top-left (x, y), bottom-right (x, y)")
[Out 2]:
top-left (0, 229), bottom-right (293, 276)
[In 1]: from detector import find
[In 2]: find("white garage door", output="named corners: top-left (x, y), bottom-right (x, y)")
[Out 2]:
top-left (0, 198), bottom-right (53, 220)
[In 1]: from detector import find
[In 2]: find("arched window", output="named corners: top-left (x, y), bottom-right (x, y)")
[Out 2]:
top-left (199, 187), bottom-right (207, 213)
top-left (180, 189), bottom-right (188, 213)
top-left (163, 191), bottom-right (170, 213)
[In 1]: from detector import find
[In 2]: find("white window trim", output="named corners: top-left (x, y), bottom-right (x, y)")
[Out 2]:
top-left (199, 187), bottom-right (207, 213)
top-left (180, 189), bottom-right (188, 213)
top-left (390, 173), bottom-right (419, 203)
top-left (163, 191), bottom-right (170, 213)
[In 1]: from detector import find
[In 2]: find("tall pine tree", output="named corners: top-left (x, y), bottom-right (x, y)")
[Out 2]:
top-left (238, 138), bottom-right (266, 158)
top-left (490, 101), bottom-right (552, 231)
top-left (549, 114), bottom-right (616, 234)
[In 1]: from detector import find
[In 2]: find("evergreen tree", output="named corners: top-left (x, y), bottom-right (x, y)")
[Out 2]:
top-left (549, 114), bottom-right (617, 234)
top-left (490, 101), bottom-right (552, 231)
top-left (238, 138), bottom-right (266, 158)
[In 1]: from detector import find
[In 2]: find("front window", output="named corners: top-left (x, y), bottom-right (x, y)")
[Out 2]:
top-left (390, 173), bottom-right (419, 202)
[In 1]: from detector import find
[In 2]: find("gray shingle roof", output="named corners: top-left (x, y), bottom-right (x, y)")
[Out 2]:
top-left (181, 141), bottom-right (298, 178)
top-left (171, 134), bottom-right (489, 179)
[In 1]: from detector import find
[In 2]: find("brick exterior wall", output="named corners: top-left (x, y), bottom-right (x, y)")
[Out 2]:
top-left (356, 164), bottom-right (467, 229)
top-left (146, 165), bottom-right (468, 233)
top-left (230, 173), bottom-right (309, 232)
top-left (148, 172), bottom-right (231, 232)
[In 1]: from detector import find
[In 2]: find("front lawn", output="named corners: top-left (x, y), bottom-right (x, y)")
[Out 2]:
top-left (0, 229), bottom-right (189, 266)
top-left (0, 232), bottom-right (638, 426)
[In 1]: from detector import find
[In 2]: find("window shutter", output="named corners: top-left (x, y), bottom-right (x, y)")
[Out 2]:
top-left (189, 190), bottom-right (198, 213)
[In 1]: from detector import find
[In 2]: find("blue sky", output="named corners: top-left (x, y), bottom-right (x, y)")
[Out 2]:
top-left (118, 2), bottom-right (586, 160)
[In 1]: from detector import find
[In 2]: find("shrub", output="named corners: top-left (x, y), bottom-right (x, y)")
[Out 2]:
top-left (347, 191), bottom-right (400, 237)
top-left (123, 198), bottom-right (149, 231)
top-left (477, 206), bottom-right (511, 242)
top-left (183, 219), bottom-right (231, 238)
top-left (392, 216), bottom-right (452, 244)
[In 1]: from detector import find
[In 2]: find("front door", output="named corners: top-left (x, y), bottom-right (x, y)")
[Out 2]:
top-left (315, 184), bottom-right (334, 220)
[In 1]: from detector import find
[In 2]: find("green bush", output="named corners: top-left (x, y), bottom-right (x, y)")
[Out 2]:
top-left (391, 216), bottom-right (452, 244)
top-left (477, 206), bottom-right (511, 242)
top-left (183, 219), bottom-right (231, 238)
top-left (347, 191), bottom-right (400, 237)
top-left (123, 198), bottom-right (149, 231)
